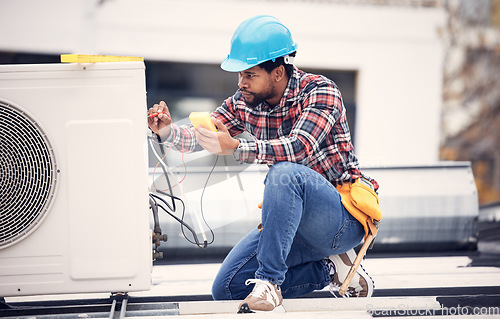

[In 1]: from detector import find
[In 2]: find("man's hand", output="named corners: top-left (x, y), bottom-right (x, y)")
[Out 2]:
top-left (147, 101), bottom-right (172, 139)
top-left (195, 118), bottom-right (239, 155)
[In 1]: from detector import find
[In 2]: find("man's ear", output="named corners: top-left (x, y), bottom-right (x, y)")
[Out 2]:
top-left (274, 65), bottom-right (285, 82)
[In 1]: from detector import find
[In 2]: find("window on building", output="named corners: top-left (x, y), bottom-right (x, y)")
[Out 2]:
top-left (145, 61), bottom-right (357, 168)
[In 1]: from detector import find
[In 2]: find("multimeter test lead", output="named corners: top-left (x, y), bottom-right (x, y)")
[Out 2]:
top-left (148, 111), bottom-right (168, 118)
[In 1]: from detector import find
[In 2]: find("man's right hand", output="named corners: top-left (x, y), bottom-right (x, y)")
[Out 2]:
top-left (148, 101), bottom-right (172, 139)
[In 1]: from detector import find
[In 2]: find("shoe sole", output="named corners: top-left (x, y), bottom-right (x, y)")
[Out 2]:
top-left (344, 249), bottom-right (375, 297)
top-left (237, 303), bottom-right (285, 313)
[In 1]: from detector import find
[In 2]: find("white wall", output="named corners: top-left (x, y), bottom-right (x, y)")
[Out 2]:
top-left (0, 0), bottom-right (446, 166)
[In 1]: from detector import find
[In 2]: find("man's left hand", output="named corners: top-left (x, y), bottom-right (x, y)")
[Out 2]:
top-left (194, 118), bottom-right (239, 156)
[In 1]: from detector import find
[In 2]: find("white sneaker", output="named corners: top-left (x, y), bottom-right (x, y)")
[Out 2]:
top-left (237, 279), bottom-right (285, 313)
top-left (326, 248), bottom-right (374, 297)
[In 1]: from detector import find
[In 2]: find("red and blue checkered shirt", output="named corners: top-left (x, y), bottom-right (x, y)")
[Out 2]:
top-left (166, 67), bottom-right (378, 189)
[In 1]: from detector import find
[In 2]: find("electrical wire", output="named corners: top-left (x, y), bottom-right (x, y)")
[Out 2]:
top-left (199, 155), bottom-right (218, 246)
top-left (150, 129), bottom-right (187, 192)
top-left (148, 128), bottom-right (217, 248)
top-left (149, 110), bottom-right (189, 192)
top-left (149, 193), bottom-right (207, 248)
top-left (148, 137), bottom-right (176, 212)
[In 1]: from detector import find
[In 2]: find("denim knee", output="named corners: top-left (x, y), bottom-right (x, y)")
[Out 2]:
top-left (211, 277), bottom-right (229, 301)
top-left (265, 161), bottom-right (302, 187)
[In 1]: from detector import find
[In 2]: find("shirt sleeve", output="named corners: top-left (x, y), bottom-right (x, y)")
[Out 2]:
top-left (237, 83), bottom-right (344, 165)
top-left (161, 94), bottom-right (246, 153)
top-left (210, 95), bottom-right (246, 137)
top-left (160, 123), bottom-right (203, 153)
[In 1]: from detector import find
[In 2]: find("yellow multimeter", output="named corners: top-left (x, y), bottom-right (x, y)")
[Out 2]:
top-left (189, 112), bottom-right (217, 132)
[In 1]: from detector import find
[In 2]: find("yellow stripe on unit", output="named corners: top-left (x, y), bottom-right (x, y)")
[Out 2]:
top-left (61, 54), bottom-right (144, 63)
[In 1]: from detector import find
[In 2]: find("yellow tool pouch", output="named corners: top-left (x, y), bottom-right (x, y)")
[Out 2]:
top-left (336, 178), bottom-right (382, 239)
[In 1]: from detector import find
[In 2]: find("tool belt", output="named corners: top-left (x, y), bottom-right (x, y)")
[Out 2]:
top-left (336, 178), bottom-right (382, 240)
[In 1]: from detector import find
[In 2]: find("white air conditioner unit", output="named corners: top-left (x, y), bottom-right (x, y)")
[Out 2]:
top-left (0, 62), bottom-right (151, 297)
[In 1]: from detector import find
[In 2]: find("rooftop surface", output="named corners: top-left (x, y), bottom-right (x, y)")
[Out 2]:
top-left (2, 251), bottom-right (500, 318)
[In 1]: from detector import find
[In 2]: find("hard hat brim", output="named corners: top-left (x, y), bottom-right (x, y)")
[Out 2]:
top-left (220, 57), bottom-right (257, 73)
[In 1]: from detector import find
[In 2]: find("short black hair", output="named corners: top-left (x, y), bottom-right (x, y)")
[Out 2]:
top-left (259, 51), bottom-right (296, 78)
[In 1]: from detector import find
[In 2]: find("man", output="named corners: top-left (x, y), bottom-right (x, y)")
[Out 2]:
top-left (148, 15), bottom-right (376, 313)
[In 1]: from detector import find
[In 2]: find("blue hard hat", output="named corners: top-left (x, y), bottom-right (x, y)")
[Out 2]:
top-left (221, 15), bottom-right (298, 72)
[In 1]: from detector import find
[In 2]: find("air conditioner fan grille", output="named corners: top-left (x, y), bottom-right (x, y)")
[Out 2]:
top-left (0, 100), bottom-right (58, 249)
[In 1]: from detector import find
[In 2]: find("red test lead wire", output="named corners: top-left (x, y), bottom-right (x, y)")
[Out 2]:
top-left (151, 110), bottom-right (188, 192)
top-left (148, 111), bottom-right (168, 118)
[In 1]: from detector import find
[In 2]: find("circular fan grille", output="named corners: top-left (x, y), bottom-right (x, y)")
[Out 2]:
top-left (0, 100), bottom-right (58, 249)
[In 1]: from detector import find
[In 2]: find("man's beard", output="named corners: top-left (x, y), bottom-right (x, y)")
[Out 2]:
top-left (240, 86), bottom-right (274, 108)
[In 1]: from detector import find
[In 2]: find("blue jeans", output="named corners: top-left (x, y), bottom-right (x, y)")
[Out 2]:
top-left (212, 162), bottom-right (364, 300)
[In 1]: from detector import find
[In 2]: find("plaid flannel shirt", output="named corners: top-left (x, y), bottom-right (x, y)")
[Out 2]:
top-left (165, 67), bottom-right (378, 190)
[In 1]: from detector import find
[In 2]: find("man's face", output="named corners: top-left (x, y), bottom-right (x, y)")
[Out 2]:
top-left (238, 66), bottom-right (275, 108)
